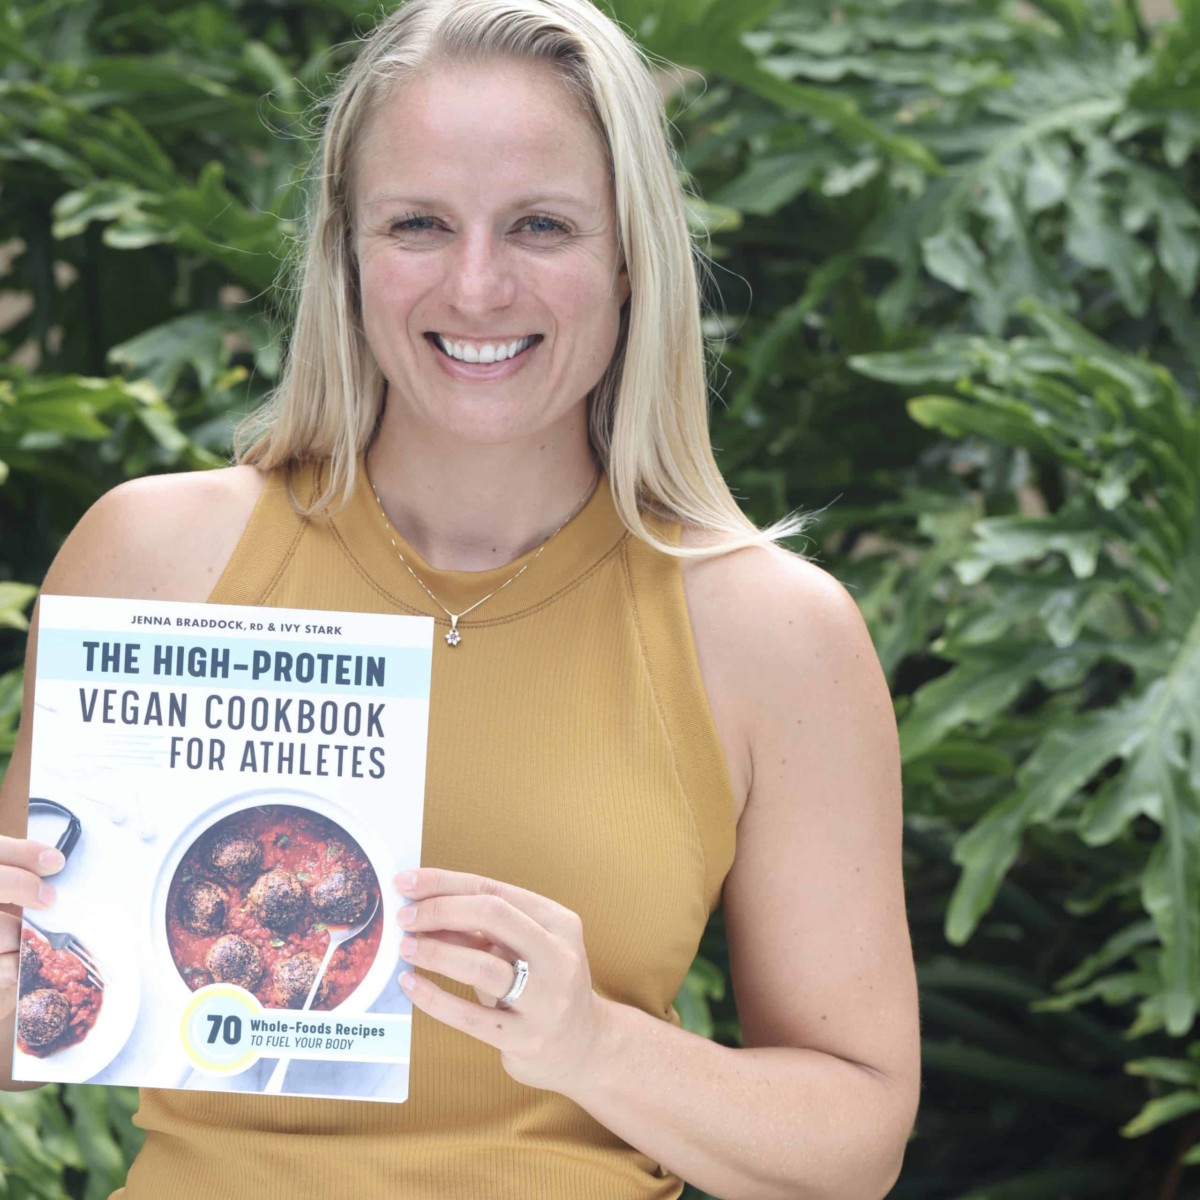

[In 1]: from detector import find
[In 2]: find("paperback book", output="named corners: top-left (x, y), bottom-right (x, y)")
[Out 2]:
top-left (12, 594), bottom-right (433, 1102)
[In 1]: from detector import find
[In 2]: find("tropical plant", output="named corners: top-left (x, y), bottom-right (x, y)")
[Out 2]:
top-left (852, 298), bottom-right (1200, 1195)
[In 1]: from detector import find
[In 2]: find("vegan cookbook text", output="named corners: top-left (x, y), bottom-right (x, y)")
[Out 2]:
top-left (36, 627), bottom-right (432, 780)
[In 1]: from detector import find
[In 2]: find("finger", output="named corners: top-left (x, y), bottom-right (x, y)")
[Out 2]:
top-left (401, 893), bottom-right (551, 956)
top-left (427, 929), bottom-right (493, 953)
top-left (397, 868), bottom-right (573, 937)
top-left (400, 935), bottom-right (517, 1001)
top-left (400, 970), bottom-right (513, 1045)
top-left (0, 836), bottom-right (66, 877)
top-left (487, 939), bottom-right (518, 961)
top-left (0, 865), bottom-right (56, 910)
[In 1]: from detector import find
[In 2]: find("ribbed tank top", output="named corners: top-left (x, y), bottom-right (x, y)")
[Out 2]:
top-left (114, 456), bottom-right (738, 1200)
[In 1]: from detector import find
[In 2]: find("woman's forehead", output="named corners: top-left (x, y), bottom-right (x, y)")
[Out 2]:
top-left (353, 62), bottom-right (610, 207)
top-left (365, 61), bottom-right (593, 143)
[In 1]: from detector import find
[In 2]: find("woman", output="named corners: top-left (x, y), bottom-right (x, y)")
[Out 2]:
top-left (0, 0), bottom-right (921, 1196)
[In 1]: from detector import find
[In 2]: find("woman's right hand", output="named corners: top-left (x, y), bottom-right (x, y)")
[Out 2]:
top-left (0, 837), bottom-right (65, 1022)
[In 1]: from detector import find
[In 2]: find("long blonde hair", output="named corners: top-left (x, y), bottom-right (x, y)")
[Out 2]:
top-left (233, 0), bottom-right (816, 558)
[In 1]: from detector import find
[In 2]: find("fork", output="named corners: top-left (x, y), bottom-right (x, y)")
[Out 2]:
top-left (23, 916), bottom-right (106, 990)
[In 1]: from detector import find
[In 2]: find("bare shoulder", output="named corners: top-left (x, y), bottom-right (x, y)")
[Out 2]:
top-left (678, 522), bottom-right (868, 680)
top-left (677, 524), bottom-right (872, 822)
top-left (1, 464), bottom-right (268, 842)
top-left (42, 463), bottom-right (270, 604)
top-left (677, 523), bottom-right (845, 610)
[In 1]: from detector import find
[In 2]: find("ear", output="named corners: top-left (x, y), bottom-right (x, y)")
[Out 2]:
top-left (616, 260), bottom-right (631, 307)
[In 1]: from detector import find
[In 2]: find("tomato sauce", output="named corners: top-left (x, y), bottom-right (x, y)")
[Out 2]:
top-left (165, 805), bottom-right (382, 1010)
top-left (17, 928), bottom-right (104, 1057)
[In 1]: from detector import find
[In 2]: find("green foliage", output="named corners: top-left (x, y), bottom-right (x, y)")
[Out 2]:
top-left (2, 0), bottom-right (1199, 1197)
top-left (854, 295), bottom-right (1200, 1184)
top-left (0, 1085), bottom-right (141, 1198)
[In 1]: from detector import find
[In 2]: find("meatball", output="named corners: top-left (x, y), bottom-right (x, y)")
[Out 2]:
top-left (272, 953), bottom-right (330, 1008)
top-left (207, 831), bottom-right (263, 885)
top-left (247, 868), bottom-right (306, 929)
top-left (18, 937), bottom-right (42, 994)
top-left (310, 869), bottom-right (370, 923)
top-left (177, 880), bottom-right (228, 935)
top-left (205, 935), bottom-right (262, 990)
top-left (18, 988), bottom-right (70, 1048)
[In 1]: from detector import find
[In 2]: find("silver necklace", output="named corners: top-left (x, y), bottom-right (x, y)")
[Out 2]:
top-left (367, 465), bottom-right (600, 647)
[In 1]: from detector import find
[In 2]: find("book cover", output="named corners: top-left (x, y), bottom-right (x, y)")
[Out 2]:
top-left (12, 595), bottom-right (433, 1102)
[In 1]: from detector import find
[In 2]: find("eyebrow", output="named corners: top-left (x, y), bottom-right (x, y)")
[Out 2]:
top-left (363, 191), bottom-right (596, 212)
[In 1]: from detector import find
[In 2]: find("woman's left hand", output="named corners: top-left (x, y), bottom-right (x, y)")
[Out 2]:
top-left (394, 867), bottom-right (610, 1093)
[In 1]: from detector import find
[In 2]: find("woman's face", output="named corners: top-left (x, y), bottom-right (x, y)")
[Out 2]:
top-left (352, 57), bottom-right (630, 448)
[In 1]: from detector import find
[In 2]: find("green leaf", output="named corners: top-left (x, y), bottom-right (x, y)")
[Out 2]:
top-left (907, 394), bottom-right (1061, 461)
top-left (0, 582), bottom-right (37, 631)
top-left (944, 704), bottom-right (1145, 943)
top-left (710, 150), bottom-right (824, 215)
top-left (920, 228), bottom-right (988, 292)
top-left (959, 513), bottom-right (1105, 580)
top-left (1064, 185), bottom-right (1154, 317)
top-left (673, 954), bottom-right (725, 1038)
top-left (108, 310), bottom-right (278, 395)
top-left (52, 180), bottom-right (152, 239)
top-left (1125, 1056), bottom-right (1200, 1086)
top-left (1120, 1089), bottom-right (1200, 1137)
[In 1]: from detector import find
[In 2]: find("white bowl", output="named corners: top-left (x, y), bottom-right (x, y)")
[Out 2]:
top-left (14, 915), bottom-right (141, 1084)
top-left (149, 786), bottom-right (399, 1017)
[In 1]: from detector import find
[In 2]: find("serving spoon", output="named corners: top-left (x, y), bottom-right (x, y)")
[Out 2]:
top-left (262, 896), bottom-right (382, 1095)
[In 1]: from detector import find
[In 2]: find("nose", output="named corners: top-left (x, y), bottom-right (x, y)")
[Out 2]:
top-left (442, 226), bottom-right (517, 315)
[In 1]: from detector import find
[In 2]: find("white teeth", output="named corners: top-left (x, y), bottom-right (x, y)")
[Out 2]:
top-left (434, 334), bottom-right (534, 363)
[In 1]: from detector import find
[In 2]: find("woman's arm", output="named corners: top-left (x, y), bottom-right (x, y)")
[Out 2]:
top-left (554, 547), bottom-right (921, 1200)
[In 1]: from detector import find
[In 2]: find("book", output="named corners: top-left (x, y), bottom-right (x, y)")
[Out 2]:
top-left (12, 594), bottom-right (433, 1102)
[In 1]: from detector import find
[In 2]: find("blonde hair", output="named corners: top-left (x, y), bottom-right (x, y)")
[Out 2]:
top-left (233, 0), bottom-right (816, 558)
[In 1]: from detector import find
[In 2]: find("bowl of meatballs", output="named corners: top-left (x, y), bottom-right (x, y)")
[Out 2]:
top-left (16, 927), bottom-right (103, 1057)
top-left (156, 792), bottom-right (394, 1013)
top-left (13, 918), bottom-right (141, 1083)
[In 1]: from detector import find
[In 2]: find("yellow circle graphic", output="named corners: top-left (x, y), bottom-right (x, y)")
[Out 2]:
top-left (180, 984), bottom-right (262, 1075)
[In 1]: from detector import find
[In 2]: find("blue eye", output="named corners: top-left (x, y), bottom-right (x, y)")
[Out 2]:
top-left (523, 214), bottom-right (568, 235)
top-left (390, 213), bottom-right (438, 233)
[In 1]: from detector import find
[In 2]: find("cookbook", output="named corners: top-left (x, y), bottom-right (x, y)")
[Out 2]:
top-left (12, 595), bottom-right (433, 1102)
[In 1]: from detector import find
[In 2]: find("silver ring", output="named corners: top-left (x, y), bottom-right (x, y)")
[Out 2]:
top-left (496, 958), bottom-right (529, 1009)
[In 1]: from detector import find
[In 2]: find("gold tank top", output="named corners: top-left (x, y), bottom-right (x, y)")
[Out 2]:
top-left (114, 456), bottom-right (737, 1199)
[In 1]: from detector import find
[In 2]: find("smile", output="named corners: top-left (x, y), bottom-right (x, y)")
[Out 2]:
top-left (429, 333), bottom-right (540, 363)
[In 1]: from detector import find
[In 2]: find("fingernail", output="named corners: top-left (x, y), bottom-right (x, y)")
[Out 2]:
top-left (37, 882), bottom-right (55, 907)
top-left (397, 871), bottom-right (417, 893)
top-left (399, 972), bottom-right (415, 991)
top-left (400, 937), bottom-right (418, 957)
top-left (38, 849), bottom-right (65, 874)
top-left (399, 906), bottom-right (415, 925)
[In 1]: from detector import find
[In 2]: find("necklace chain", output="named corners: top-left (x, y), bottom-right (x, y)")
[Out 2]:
top-left (367, 465), bottom-right (600, 647)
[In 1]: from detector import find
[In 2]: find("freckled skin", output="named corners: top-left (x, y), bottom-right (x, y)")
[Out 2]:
top-left (351, 58), bottom-right (630, 451)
